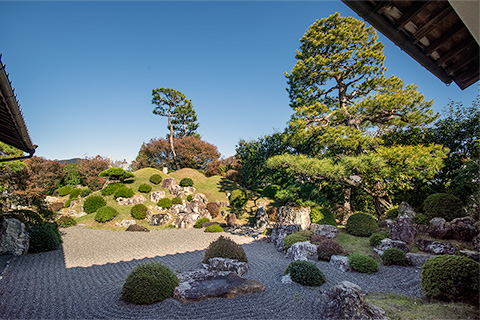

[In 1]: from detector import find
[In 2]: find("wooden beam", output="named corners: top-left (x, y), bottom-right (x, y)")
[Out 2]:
top-left (448, 54), bottom-right (478, 74)
top-left (414, 6), bottom-right (453, 41)
top-left (425, 22), bottom-right (464, 54)
top-left (436, 38), bottom-right (475, 65)
top-left (395, 2), bottom-right (429, 30)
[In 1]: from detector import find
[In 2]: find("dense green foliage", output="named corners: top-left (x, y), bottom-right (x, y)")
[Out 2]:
top-left (283, 230), bottom-right (313, 251)
top-left (101, 182), bottom-right (125, 196)
top-left (194, 217), bottom-right (210, 229)
top-left (179, 178), bottom-right (194, 187)
top-left (171, 197), bottom-right (182, 205)
top-left (369, 231), bottom-right (389, 247)
top-left (285, 261), bottom-right (326, 286)
top-left (157, 198), bottom-right (173, 209)
top-left (83, 195), bottom-right (107, 214)
top-left (186, 195), bottom-right (193, 202)
top-left (57, 216), bottom-right (77, 228)
top-left (229, 189), bottom-right (248, 208)
top-left (348, 253), bottom-right (378, 273)
top-left (121, 262), bottom-right (179, 305)
top-left (114, 186), bottom-right (135, 199)
top-left (412, 214), bottom-right (429, 225)
top-left (149, 174), bottom-right (162, 184)
top-left (316, 238), bottom-right (344, 261)
top-left (202, 236), bottom-right (247, 263)
top-left (382, 248), bottom-right (408, 266)
top-left (99, 167), bottom-right (134, 182)
top-left (385, 207), bottom-right (399, 220)
top-left (262, 184), bottom-right (281, 198)
top-left (138, 183), bottom-right (152, 193)
top-left (204, 224), bottom-right (224, 233)
top-left (94, 206), bottom-right (118, 222)
top-left (28, 223), bottom-right (62, 253)
top-left (346, 213), bottom-right (378, 237)
top-left (421, 255), bottom-right (479, 303)
top-left (423, 193), bottom-right (464, 221)
top-left (131, 204), bottom-right (148, 220)
top-left (69, 187), bottom-right (92, 199)
top-left (55, 186), bottom-right (74, 196)
top-left (310, 205), bottom-right (337, 225)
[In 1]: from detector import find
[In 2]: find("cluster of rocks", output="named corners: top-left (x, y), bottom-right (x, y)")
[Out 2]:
top-left (0, 218), bottom-right (29, 255)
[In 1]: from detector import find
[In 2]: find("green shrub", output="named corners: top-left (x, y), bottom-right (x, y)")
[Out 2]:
top-left (229, 189), bottom-right (248, 208)
top-left (28, 223), bottom-right (62, 253)
top-left (369, 231), bottom-right (389, 247)
top-left (55, 186), bottom-right (74, 197)
top-left (423, 193), bottom-right (464, 222)
top-left (131, 204), bottom-right (148, 220)
top-left (186, 195), bottom-right (193, 202)
top-left (284, 261), bottom-right (326, 286)
top-left (262, 185), bottom-right (281, 198)
top-left (194, 217), bottom-right (210, 229)
top-left (179, 178), bottom-right (194, 187)
top-left (57, 216), bottom-right (77, 228)
top-left (149, 174), bottom-right (163, 185)
top-left (385, 207), bottom-right (399, 220)
top-left (421, 255), bottom-right (479, 303)
top-left (283, 230), bottom-right (313, 251)
top-left (311, 205), bottom-right (337, 226)
top-left (3, 209), bottom-right (46, 227)
top-left (64, 198), bottom-right (78, 208)
top-left (138, 184), bottom-right (152, 193)
top-left (346, 212), bottom-right (378, 237)
top-left (69, 188), bottom-right (82, 199)
top-left (172, 197), bottom-right (182, 205)
top-left (95, 206), bottom-right (118, 222)
top-left (205, 224), bottom-right (224, 233)
top-left (102, 182), bottom-right (125, 196)
top-left (348, 253), bottom-right (378, 273)
top-left (114, 186), bottom-right (135, 199)
top-left (317, 239), bottom-right (344, 261)
top-left (164, 224), bottom-right (176, 229)
top-left (99, 167), bottom-right (135, 182)
top-left (157, 198), bottom-right (172, 209)
top-left (83, 195), bottom-right (107, 214)
top-left (80, 187), bottom-right (92, 197)
top-left (412, 213), bottom-right (430, 225)
top-left (203, 236), bottom-right (247, 263)
top-left (69, 187), bottom-right (92, 199)
top-left (121, 262), bottom-right (179, 305)
top-left (382, 248), bottom-right (408, 266)
top-left (206, 202), bottom-right (220, 218)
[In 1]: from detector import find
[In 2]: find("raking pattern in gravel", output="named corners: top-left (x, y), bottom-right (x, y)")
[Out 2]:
top-left (0, 227), bottom-right (422, 319)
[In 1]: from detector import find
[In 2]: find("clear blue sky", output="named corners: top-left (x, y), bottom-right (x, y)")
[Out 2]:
top-left (2, 1), bottom-right (478, 164)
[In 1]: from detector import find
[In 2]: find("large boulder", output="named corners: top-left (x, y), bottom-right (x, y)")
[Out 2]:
top-left (390, 216), bottom-right (416, 244)
top-left (150, 213), bottom-right (172, 226)
top-left (0, 218), bottom-right (29, 255)
top-left (271, 225), bottom-right (302, 252)
top-left (184, 187), bottom-right (196, 195)
top-left (397, 202), bottom-right (416, 218)
top-left (429, 216), bottom-right (477, 241)
top-left (320, 281), bottom-right (389, 320)
top-left (312, 224), bottom-right (338, 239)
top-left (330, 255), bottom-right (351, 272)
top-left (374, 238), bottom-right (409, 256)
top-left (406, 253), bottom-right (435, 267)
top-left (473, 233), bottom-right (480, 251)
top-left (150, 191), bottom-right (166, 203)
top-left (170, 185), bottom-right (185, 198)
top-left (416, 239), bottom-right (455, 255)
top-left (253, 204), bottom-right (269, 230)
top-left (271, 206), bottom-right (311, 252)
top-left (116, 195), bottom-right (146, 206)
top-left (192, 193), bottom-right (208, 205)
top-left (205, 257), bottom-right (248, 276)
top-left (226, 213), bottom-right (237, 227)
top-left (125, 224), bottom-right (150, 232)
top-left (114, 220), bottom-right (136, 227)
top-left (285, 241), bottom-right (318, 261)
top-left (162, 177), bottom-right (177, 189)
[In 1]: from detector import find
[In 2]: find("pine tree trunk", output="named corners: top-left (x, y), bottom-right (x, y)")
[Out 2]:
top-left (168, 111), bottom-right (179, 170)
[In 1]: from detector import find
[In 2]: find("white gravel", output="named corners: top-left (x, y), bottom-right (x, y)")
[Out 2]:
top-left (0, 226), bottom-right (422, 319)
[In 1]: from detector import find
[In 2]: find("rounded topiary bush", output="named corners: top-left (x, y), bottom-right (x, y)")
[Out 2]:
top-left (57, 216), bottom-right (77, 228)
top-left (69, 187), bottom-right (92, 199)
top-left (422, 255), bottom-right (479, 303)
top-left (29, 224), bottom-right (62, 253)
top-left (131, 204), bottom-right (148, 220)
top-left (412, 213), bottom-right (430, 225)
top-left (121, 262), bottom-right (179, 305)
top-left (382, 248), bottom-right (408, 266)
top-left (285, 260), bottom-right (326, 286)
top-left (310, 205), bottom-right (337, 226)
top-left (83, 195), bottom-right (107, 214)
top-left (283, 230), bottom-right (313, 251)
top-left (348, 253), bottom-right (378, 273)
top-left (346, 212), bottom-right (378, 237)
top-left (423, 193), bottom-right (464, 222)
top-left (55, 185), bottom-right (74, 197)
top-left (79, 187), bottom-right (92, 197)
top-left (369, 231), bottom-right (389, 247)
top-left (138, 184), bottom-right (152, 193)
top-left (317, 239), bottom-right (344, 261)
top-left (149, 174), bottom-right (162, 185)
top-left (206, 202), bottom-right (220, 218)
top-left (95, 206), bottom-right (118, 223)
top-left (114, 186), bottom-right (135, 199)
top-left (205, 224), bottom-right (224, 233)
top-left (157, 198), bottom-right (173, 209)
top-left (102, 182), bottom-right (125, 196)
top-left (172, 197), bottom-right (182, 205)
top-left (229, 189), bottom-right (248, 208)
top-left (194, 218), bottom-right (210, 228)
top-left (262, 184), bottom-right (281, 198)
top-left (203, 236), bottom-right (247, 263)
top-left (179, 178), bottom-right (194, 187)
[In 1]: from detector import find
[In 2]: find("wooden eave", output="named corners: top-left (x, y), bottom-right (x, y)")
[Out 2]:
top-left (342, 0), bottom-right (479, 90)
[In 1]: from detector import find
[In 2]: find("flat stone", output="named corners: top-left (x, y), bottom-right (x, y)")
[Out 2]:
top-left (206, 257), bottom-right (248, 276)
top-left (406, 253), bottom-right (435, 267)
top-left (125, 224), bottom-right (150, 232)
top-left (330, 255), bottom-right (351, 272)
top-left (285, 241), bottom-right (318, 261)
top-left (312, 224), bottom-right (338, 239)
top-left (174, 272), bottom-right (265, 303)
top-left (416, 239), bottom-right (455, 255)
top-left (459, 250), bottom-right (480, 262)
top-left (374, 238), bottom-right (409, 256)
